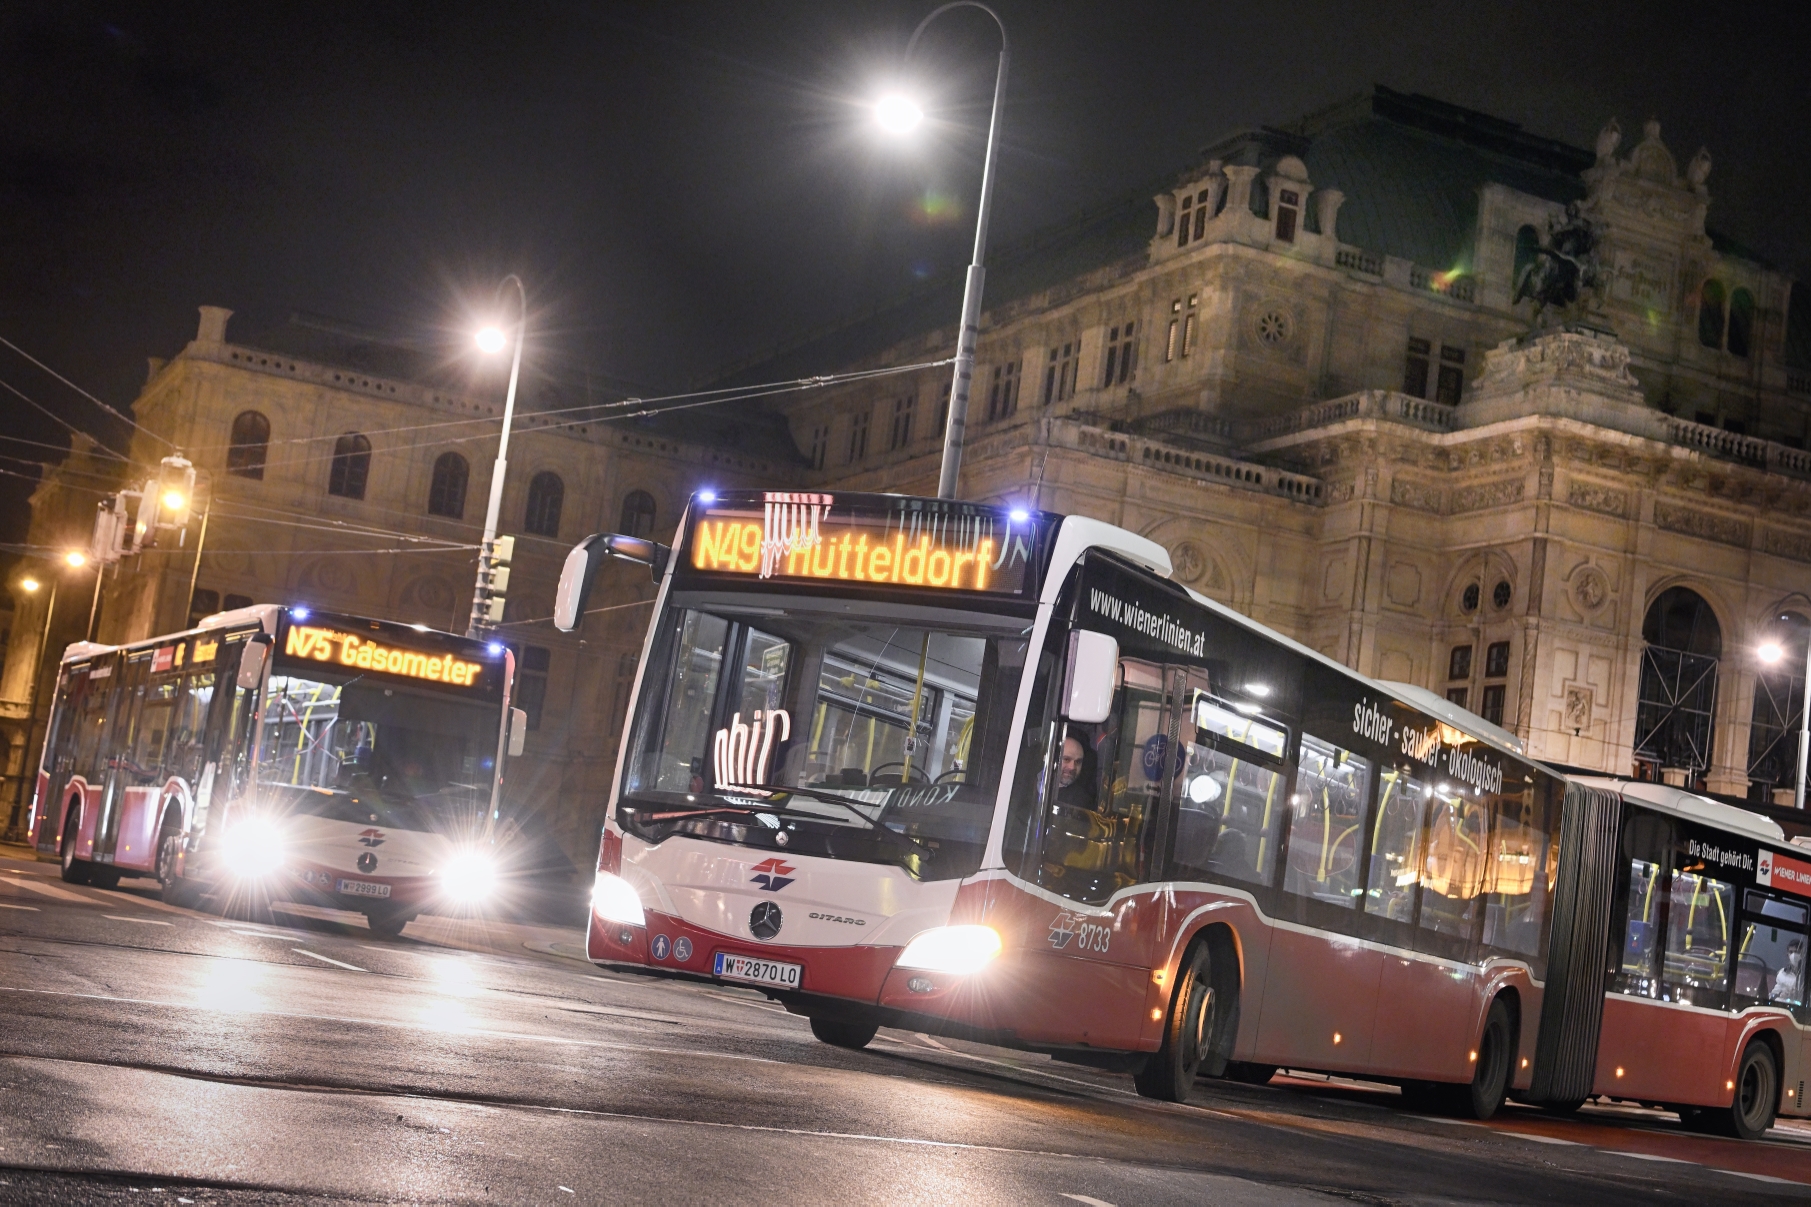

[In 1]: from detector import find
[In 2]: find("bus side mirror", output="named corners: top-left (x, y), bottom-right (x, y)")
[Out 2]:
top-left (554, 533), bottom-right (672, 632)
top-left (1062, 630), bottom-right (1118, 724)
top-left (236, 638), bottom-right (269, 691)
top-left (508, 708), bottom-right (528, 757)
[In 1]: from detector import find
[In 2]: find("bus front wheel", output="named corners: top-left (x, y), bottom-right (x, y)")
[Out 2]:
top-left (59, 806), bottom-right (92, 885)
top-left (1134, 943), bottom-right (1217, 1103)
top-left (1711, 1042), bottom-right (1779, 1141)
top-left (809, 1017), bottom-right (879, 1050)
top-left (365, 909), bottom-right (413, 939)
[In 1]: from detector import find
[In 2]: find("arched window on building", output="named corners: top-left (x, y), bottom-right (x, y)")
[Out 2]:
top-left (1512, 225), bottom-right (1541, 299)
top-left (1634, 587), bottom-right (1722, 779)
top-left (428, 452), bottom-right (469, 518)
top-left (1746, 611), bottom-right (1809, 802)
top-left (1698, 280), bottom-right (1727, 350)
top-left (523, 471), bottom-right (564, 537)
top-left (328, 433), bottom-right (371, 499)
top-left (227, 410), bottom-right (270, 479)
top-left (619, 489), bottom-right (656, 538)
top-left (1728, 288), bottom-right (1755, 358)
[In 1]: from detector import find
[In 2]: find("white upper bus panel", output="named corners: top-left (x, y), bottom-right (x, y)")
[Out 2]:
top-left (1381, 680), bottom-right (1525, 756)
top-left (1573, 776), bottom-right (1785, 844)
top-left (1043, 516), bottom-right (1170, 605)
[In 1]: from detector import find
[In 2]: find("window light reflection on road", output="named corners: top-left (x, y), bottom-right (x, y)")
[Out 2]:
top-left (195, 957), bottom-right (266, 1013)
top-left (428, 957), bottom-right (480, 997)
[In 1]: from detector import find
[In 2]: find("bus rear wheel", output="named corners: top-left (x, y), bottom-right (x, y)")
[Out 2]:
top-left (1445, 998), bottom-right (1513, 1120)
top-left (1711, 1042), bottom-right (1779, 1141)
top-left (809, 1017), bottom-right (879, 1050)
top-left (59, 806), bottom-right (92, 885)
top-left (1134, 943), bottom-right (1217, 1103)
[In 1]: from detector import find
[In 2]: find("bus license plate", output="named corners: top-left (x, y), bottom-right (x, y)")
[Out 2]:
top-left (336, 879), bottom-right (391, 898)
top-left (713, 952), bottom-right (801, 988)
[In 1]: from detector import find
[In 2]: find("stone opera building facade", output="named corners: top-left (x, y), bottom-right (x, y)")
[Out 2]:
top-left (5, 87), bottom-right (1810, 857)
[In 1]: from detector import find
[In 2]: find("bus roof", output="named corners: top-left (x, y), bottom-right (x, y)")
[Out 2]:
top-left (1572, 776), bottom-right (1786, 844)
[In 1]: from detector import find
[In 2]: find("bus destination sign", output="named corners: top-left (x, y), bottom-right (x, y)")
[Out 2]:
top-left (687, 492), bottom-right (1032, 595)
top-left (283, 624), bottom-right (485, 686)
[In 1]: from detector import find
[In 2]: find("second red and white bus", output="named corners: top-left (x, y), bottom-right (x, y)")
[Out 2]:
top-left (29, 605), bottom-right (525, 935)
top-left (558, 489), bottom-right (1808, 1138)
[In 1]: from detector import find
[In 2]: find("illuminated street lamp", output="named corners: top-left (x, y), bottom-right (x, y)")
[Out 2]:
top-left (7, 553), bottom-right (90, 839)
top-left (879, 2), bottom-right (1009, 500)
top-left (1760, 629), bottom-right (1811, 808)
top-left (468, 274), bottom-right (528, 638)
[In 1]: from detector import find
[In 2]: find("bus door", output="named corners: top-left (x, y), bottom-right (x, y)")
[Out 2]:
top-left (32, 663), bottom-right (91, 850)
top-left (1020, 657), bottom-right (1188, 1049)
top-left (93, 648), bottom-right (154, 865)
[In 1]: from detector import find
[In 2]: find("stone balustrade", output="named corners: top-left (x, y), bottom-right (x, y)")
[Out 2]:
top-left (1249, 390), bottom-right (1457, 440)
top-left (1665, 417), bottom-right (1811, 480)
top-left (1054, 418), bottom-right (1325, 503)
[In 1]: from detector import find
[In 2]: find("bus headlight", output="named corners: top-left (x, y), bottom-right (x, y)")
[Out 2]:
top-left (591, 871), bottom-right (645, 926)
top-left (220, 817), bottom-right (286, 878)
top-left (895, 925), bottom-right (1001, 975)
top-left (441, 851), bottom-right (499, 903)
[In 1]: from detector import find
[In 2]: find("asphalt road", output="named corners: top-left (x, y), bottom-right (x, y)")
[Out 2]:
top-left (2, 848), bottom-right (1809, 1205)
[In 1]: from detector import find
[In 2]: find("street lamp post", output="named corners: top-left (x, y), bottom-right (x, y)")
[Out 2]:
top-left (468, 274), bottom-right (528, 639)
top-left (883, 2), bottom-right (1009, 501)
top-left (1759, 629), bottom-right (1811, 808)
top-left (6, 554), bottom-right (85, 841)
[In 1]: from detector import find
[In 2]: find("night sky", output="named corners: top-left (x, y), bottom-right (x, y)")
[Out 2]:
top-left (1, 0), bottom-right (1804, 549)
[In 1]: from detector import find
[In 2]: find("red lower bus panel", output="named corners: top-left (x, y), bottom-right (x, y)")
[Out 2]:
top-left (1256, 929), bottom-right (1384, 1070)
top-left (1591, 995), bottom-right (1799, 1107)
top-left (1371, 954), bottom-right (1483, 1081)
top-left (112, 787), bottom-right (162, 871)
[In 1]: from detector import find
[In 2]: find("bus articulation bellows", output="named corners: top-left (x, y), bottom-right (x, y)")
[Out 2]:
top-left (560, 489), bottom-right (1809, 1139)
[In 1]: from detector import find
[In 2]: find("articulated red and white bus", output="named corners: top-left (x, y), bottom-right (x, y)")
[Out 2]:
top-left (557, 489), bottom-right (1809, 1138)
top-left (29, 606), bottom-right (526, 935)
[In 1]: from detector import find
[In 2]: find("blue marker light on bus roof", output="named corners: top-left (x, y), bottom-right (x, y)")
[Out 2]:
top-left (292, 606), bottom-right (310, 621)
top-left (698, 489), bottom-right (718, 504)
top-left (486, 641), bottom-right (505, 656)
top-left (1008, 508), bottom-right (1030, 522)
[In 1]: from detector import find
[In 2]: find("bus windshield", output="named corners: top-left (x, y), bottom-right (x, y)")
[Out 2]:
top-left (621, 596), bottom-right (1030, 880)
top-left (257, 669), bottom-right (499, 831)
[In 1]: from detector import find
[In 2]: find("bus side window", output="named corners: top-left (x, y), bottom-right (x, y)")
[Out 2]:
top-left (46, 671), bottom-right (90, 777)
top-left (1481, 782), bottom-right (1557, 957)
top-left (1613, 858), bottom-right (1665, 997)
top-left (126, 676), bottom-right (180, 783)
top-left (1364, 768), bottom-right (1427, 922)
top-left (168, 671), bottom-right (217, 784)
top-left (71, 662), bottom-right (115, 779)
top-left (1284, 735), bottom-right (1371, 908)
top-left (1663, 868), bottom-right (1735, 1010)
top-left (1171, 739), bottom-right (1286, 888)
top-left (1417, 786), bottom-right (1492, 942)
top-left (1036, 658), bottom-right (1167, 905)
top-left (1733, 891), bottom-right (1808, 1016)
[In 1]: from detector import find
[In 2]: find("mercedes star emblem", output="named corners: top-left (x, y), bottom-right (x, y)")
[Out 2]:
top-left (357, 852), bottom-right (378, 873)
top-left (749, 901), bottom-right (783, 940)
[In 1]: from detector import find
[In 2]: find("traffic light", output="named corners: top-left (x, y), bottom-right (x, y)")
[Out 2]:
top-left (154, 455), bottom-right (196, 529)
top-left (480, 534), bottom-right (514, 624)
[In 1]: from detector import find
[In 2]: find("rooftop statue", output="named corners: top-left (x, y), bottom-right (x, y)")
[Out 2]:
top-left (1512, 202), bottom-right (1604, 327)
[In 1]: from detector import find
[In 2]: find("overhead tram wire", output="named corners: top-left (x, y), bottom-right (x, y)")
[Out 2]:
top-left (0, 377), bottom-right (133, 462)
top-left (0, 334), bottom-right (175, 451)
top-left (180, 357), bottom-right (955, 460)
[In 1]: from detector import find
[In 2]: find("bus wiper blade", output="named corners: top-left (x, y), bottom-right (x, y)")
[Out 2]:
top-left (767, 785), bottom-right (934, 855)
